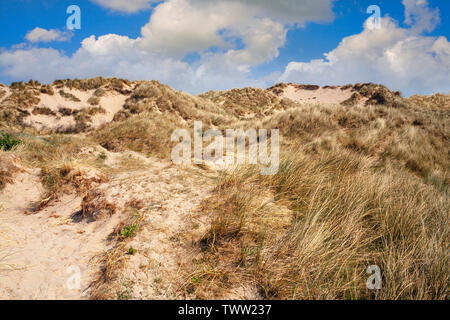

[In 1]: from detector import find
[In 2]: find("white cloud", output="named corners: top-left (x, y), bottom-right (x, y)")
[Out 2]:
top-left (280, 3), bottom-right (450, 96)
top-left (139, 0), bottom-right (332, 58)
top-left (90, 0), bottom-right (157, 13)
top-left (1, 0), bottom-right (333, 93)
top-left (0, 32), bottom-right (271, 93)
top-left (1, 0), bottom-right (448, 96)
top-left (25, 27), bottom-right (73, 43)
top-left (403, 0), bottom-right (440, 33)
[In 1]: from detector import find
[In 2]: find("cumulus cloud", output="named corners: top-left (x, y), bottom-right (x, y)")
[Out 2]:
top-left (1, 0), bottom-right (448, 95)
top-left (1, 0), bottom-right (333, 93)
top-left (0, 34), bottom-right (265, 93)
top-left (25, 27), bottom-right (73, 43)
top-left (403, 0), bottom-right (440, 33)
top-left (280, 2), bottom-right (450, 96)
top-left (139, 0), bottom-right (332, 58)
top-left (90, 0), bottom-right (157, 13)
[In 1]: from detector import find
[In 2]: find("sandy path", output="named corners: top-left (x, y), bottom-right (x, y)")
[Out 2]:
top-left (0, 155), bottom-right (213, 300)
top-left (110, 166), bottom-right (213, 299)
top-left (0, 169), bottom-right (121, 299)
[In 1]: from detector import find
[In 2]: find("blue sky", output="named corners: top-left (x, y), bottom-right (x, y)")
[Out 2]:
top-left (0, 0), bottom-right (449, 95)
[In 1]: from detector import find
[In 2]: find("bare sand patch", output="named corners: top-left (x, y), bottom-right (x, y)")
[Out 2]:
top-left (22, 87), bottom-right (127, 131)
top-left (281, 84), bottom-right (356, 105)
top-left (0, 165), bottom-right (119, 299)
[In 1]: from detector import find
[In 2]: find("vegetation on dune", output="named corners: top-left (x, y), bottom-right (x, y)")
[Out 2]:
top-left (199, 87), bottom-right (290, 117)
top-left (87, 88), bottom-right (108, 106)
top-left (93, 111), bottom-right (183, 158)
top-left (50, 77), bottom-right (131, 96)
top-left (3, 89), bottom-right (40, 109)
top-left (39, 85), bottom-right (54, 96)
top-left (235, 97), bottom-right (449, 193)
top-left (190, 149), bottom-right (448, 299)
top-left (87, 96), bottom-right (100, 106)
top-left (32, 107), bottom-right (56, 116)
top-left (90, 208), bottom-right (146, 300)
top-left (184, 84), bottom-right (449, 300)
top-left (94, 88), bottom-right (107, 97)
top-left (59, 90), bottom-right (81, 102)
top-left (0, 77), bottom-right (448, 300)
top-left (0, 132), bottom-right (21, 151)
top-left (0, 152), bottom-right (21, 190)
top-left (116, 81), bottom-right (234, 125)
top-left (407, 93), bottom-right (450, 110)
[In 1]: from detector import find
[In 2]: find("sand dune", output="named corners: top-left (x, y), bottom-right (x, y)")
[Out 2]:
top-left (0, 78), bottom-right (448, 300)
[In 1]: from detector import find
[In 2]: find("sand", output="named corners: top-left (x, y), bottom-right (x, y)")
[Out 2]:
top-left (0, 165), bottom-right (124, 299)
top-left (281, 84), bottom-right (356, 105)
top-left (0, 82), bottom-right (371, 299)
top-left (22, 88), bottom-right (128, 131)
top-left (0, 87), bottom-right (11, 104)
top-left (0, 149), bottom-right (215, 299)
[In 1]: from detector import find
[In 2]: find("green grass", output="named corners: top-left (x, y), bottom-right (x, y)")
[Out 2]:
top-left (120, 224), bottom-right (138, 238)
top-left (0, 133), bottom-right (21, 151)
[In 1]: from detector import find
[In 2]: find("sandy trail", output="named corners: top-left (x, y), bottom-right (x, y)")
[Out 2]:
top-left (0, 154), bottom-right (213, 299)
top-left (108, 165), bottom-right (213, 299)
top-left (0, 168), bottom-right (119, 299)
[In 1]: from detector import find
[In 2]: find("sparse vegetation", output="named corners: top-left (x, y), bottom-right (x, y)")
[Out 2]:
top-left (0, 153), bottom-right (20, 190)
top-left (127, 246), bottom-right (136, 255)
top-left (32, 107), bottom-right (56, 116)
top-left (120, 224), bottom-right (138, 238)
top-left (94, 88), bottom-right (107, 97)
top-left (59, 90), bottom-right (81, 102)
top-left (87, 96), bottom-right (100, 105)
top-left (3, 89), bottom-right (40, 109)
top-left (0, 132), bottom-right (21, 151)
top-left (182, 85), bottom-right (449, 300)
top-left (39, 85), bottom-right (54, 95)
top-left (93, 111), bottom-right (183, 158)
top-left (90, 208), bottom-right (145, 299)
top-left (0, 78), bottom-right (448, 300)
top-left (71, 106), bottom-right (107, 132)
top-left (58, 107), bottom-right (74, 116)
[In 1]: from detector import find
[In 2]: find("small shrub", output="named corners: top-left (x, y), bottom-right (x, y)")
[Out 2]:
top-left (10, 81), bottom-right (26, 90)
top-left (87, 96), bottom-right (100, 105)
top-left (0, 132), bottom-right (21, 151)
top-left (120, 224), bottom-right (138, 238)
top-left (93, 88), bottom-right (106, 97)
top-left (58, 107), bottom-right (75, 116)
top-left (59, 90), bottom-right (81, 102)
top-left (133, 83), bottom-right (161, 99)
top-left (127, 247), bottom-right (136, 255)
top-left (32, 107), bottom-right (56, 116)
top-left (40, 85), bottom-right (54, 95)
